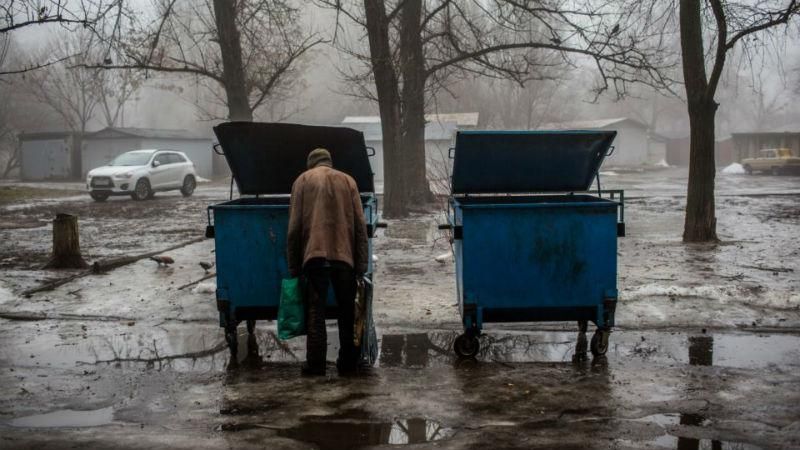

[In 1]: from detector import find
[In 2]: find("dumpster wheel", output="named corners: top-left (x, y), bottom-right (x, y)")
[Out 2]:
top-left (454, 333), bottom-right (480, 358)
top-left (590, 330), bottom-right (609, 357)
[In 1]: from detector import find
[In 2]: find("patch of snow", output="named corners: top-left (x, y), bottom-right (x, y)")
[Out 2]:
top-left (599, 171), bottom-right (618, 177)
top-left (434, 253), bottom-right (452, 263)
top-left (722, 163), bottom-right (746, 175)
top-left (372, 255), bottom-right (379, 263)
top-left (196, 176), bottom-right (212, 183)
top-left (624, 284), bottom-right (742, 302)
top-left (654, 159), bottom-right (670, 168)
top-left (192, 282), bottom-right (216, 294)
top-left (620, 283), bottom-right (800, 328)
top-left (0, 280), bottom-right (15, 306)
top-left (2, 195), bottom-right (88, 212)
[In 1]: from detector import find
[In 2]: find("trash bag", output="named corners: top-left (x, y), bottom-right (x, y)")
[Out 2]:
top-left (278, 277), bottom-right (305, 340)
top-left (354, 275), bottom-right (378, 366)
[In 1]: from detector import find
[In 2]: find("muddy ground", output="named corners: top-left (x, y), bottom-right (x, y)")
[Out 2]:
top-left (0, 169), bottom-right (799, 449)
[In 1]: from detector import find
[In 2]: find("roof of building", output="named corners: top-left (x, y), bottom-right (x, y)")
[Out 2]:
top-left (538, 117), bottom-right (649, 130)
top-left (731, 124), bottom-right (800, 135)
top-left (344, 120), bottom-right (457, 142)
top-left (343, 112), bottom-right (480, 127)
top-left (87, 127), bottom-right (211, 140)
top-left (18, 131), bottom-right (83, 141)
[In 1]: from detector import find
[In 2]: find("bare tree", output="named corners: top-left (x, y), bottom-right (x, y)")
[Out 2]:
top-left (0, 0), bottom-right (127, 76)
top-left (320, 0), bottom-right (677, 217)
top-left (98, 67), bottom-right (143, 127)
top-left (13, 27), bottom-right (141, 176)
top-left (434, 76), bottom-right (571, 130)
top-left (679, 0), bottom-right (799, 242)
top-left (85, 0), bottom-right (322, 122)
top-left (23, 33), bottom-right (106, 135)
top-left (0, 35), bottom-right (60, 177)
top-left (0, 81), bottom-right (21, 176)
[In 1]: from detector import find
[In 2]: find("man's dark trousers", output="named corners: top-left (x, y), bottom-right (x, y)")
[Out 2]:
top-left (304, 259), bottom-right (359, 371)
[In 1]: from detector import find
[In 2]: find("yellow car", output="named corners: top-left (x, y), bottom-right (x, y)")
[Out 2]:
top-left (742, 148), bottom-right (800, 175)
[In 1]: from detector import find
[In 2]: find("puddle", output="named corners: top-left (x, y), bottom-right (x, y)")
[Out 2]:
top-left (618, 435), bottom-right (763, 449)
top-left (5, 407), bottom-right (114, 428)
top-left (629, 413), bottom-right (717, 448)
top-left (375, 330), bottom-right (800, 369)
top-left (2, 320), bottom-right (798, 372)
top-left (276, 416), bottom-right (454, 449)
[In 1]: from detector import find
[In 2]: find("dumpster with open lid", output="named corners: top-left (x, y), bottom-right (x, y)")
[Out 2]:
top-left (207, 122), bottom-right (383, 359)
top-left (443, 130), bottom-right (625, 358)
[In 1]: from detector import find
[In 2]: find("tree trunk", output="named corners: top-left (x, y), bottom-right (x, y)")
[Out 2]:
top-left (683, 104), bottom-right (718, 242)
top-left (364, 0), bottom-right (408, 217)
top-left (399, 0), bottom-right (434, 206)
top-left (680, 0), bottom-right (718, 242)
top-left (212, 0), bottom-right (253, 122)
top-left (44, 213), bottom-right (88, 269)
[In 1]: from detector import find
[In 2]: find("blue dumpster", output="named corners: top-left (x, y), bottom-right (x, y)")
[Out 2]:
top-left (207, 122), bottom-right (382, 358)
top-left (443, 130), bottom-right (625, 358)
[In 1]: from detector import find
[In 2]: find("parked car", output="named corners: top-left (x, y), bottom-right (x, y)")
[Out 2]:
top-left (742, 148), bottom-right (800, 175)
top-left (86, 149), bottom-right (197, 201)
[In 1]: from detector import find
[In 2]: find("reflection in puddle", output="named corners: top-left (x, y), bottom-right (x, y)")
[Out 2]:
top-left (5, 407), bottom-right (114, 428)
top-left (277, 416), bottom-right (453, 449)
top-left (621, 335), bottom-right (765, 450)
top-left (3, 320), bottom-right (797, 371)
top-left (376, 330), bottom-right (800, 369)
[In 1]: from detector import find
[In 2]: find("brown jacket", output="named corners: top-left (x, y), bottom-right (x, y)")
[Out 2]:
top-left (287, 165), bottom-right (368, 276)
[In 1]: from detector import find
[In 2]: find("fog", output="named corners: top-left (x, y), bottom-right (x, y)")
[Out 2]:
top-left (1, 1), bottom-right (799, 157)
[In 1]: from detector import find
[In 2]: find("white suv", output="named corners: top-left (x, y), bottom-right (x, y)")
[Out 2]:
top-left (86, 149), bottom-right (198, 201)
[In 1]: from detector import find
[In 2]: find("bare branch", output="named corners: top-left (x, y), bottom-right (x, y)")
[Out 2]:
top-left (0, 53), bottom-right (77, 76)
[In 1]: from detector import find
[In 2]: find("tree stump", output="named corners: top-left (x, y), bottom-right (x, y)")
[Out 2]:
top-left (44, 213), bottom-right (88, 269)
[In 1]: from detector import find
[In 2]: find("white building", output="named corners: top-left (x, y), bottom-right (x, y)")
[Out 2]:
top-left (539, 117), bottom-right (667, 166)
top-left (19, 131), bottom-right (83, 181)
top-left (342, 113), bottom-right (479, 191)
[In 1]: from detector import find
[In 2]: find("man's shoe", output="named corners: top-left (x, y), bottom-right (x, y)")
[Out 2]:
top-left (301, 362), bottom-right (326, 376)
top-left (336, 359), bottom-right (358, 376)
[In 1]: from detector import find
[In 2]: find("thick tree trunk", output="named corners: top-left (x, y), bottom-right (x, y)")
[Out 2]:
top-left (44, 213), bottom-right (88, 269)
top-left (399, 0), bottom-right (434, 206)
top-left (680, 0), bottom-right (718, 242)
top-left (683, 104), bottom-right (718, 242)
top-left (212, 0), bottom-right (253, 122)
top-left (364, 0), bottom-right (408, 217)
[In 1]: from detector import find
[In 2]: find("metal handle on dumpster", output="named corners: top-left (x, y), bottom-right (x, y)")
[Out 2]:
top-left (213, 143), bottom-right (224, 155)
top-left (366, 146), bottom-right (376, 157)
top-left (205, 207), bottom-right (215, 238)
top-left (438, 223), bottom-right (462, 239)
top-left (367, 222), bottom-right (388, 238)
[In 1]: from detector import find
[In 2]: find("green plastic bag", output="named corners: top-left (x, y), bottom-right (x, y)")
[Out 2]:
top-left (278, 277), bottom-right (305, 340)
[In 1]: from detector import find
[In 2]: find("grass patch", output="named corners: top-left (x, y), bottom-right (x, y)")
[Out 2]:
top-left (0, 186), bottom-right (84, 204)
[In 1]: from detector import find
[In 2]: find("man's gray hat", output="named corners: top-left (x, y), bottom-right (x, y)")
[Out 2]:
top-left (307, 148), bottom-right (332, 169)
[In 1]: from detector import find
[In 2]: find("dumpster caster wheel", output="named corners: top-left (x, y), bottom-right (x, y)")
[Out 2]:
top-left (590, 330), bottom-right (609, 357)
top-left (454, 334), bottom-right (480, 358)
top-left (246, 320), bottom-right (255, 334)
top-left (225, 327), bottom-right (238, 357)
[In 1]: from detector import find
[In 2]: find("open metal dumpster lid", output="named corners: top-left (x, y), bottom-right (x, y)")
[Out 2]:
top-left (451, 130), bottom-right (616, 194)
top-left (213, 122), bottom-right (375, 195)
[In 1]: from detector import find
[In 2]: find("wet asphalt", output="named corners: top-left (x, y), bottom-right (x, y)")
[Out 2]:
top-left (0, 170), bottom-right (799, 449)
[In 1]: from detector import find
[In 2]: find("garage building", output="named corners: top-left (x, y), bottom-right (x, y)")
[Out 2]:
top-left (82, 128), bottom-right (215, 178)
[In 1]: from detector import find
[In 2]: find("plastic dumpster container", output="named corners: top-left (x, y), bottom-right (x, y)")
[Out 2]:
top-left (207, 122), bottom-right (384, 358)
top-left (442, 130), bottom-right (625, 358)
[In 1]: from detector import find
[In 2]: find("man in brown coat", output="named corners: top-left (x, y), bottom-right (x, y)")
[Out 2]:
top-left (287, 148), bottom-right (369, 376)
